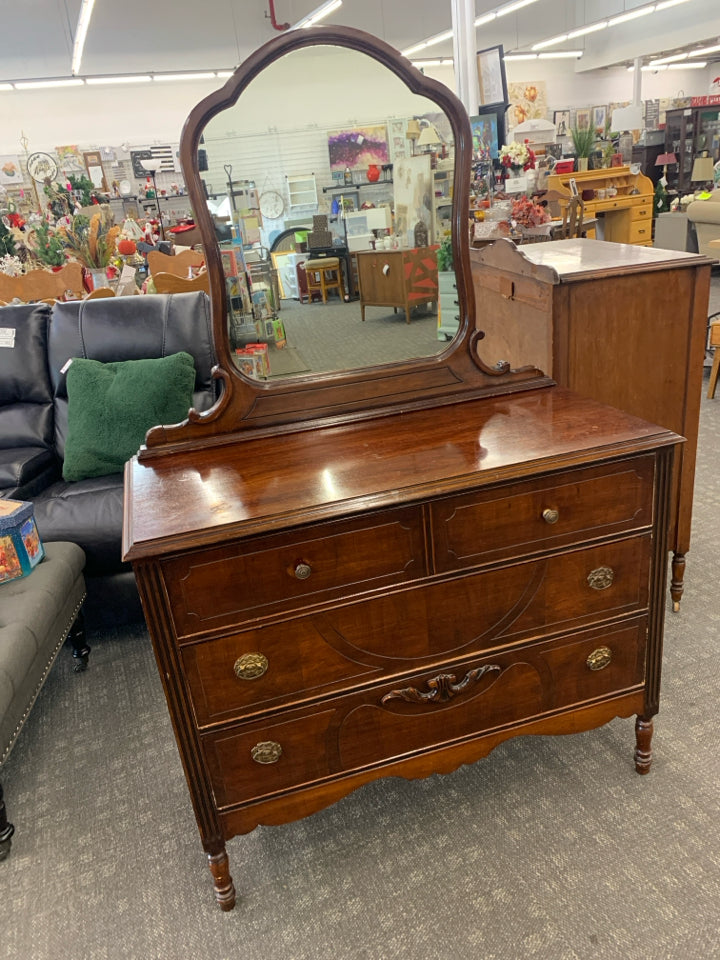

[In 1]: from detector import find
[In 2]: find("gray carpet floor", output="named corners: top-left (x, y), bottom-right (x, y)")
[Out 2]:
top-left (3, 275), bottom-right (720, 960)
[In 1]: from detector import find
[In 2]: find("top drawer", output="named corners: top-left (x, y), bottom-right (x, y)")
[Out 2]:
top-left (431, 457), bottom-right (654, 573)
top-left (162, 505), bottom-right (425, 639)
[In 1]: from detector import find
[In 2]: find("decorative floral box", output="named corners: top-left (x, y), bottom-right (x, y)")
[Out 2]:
top-left (0, 499), bottom-right (45, 585)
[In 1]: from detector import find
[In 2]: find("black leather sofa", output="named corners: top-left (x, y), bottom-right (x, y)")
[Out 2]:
top-left (0, 292), bottom-right (218, 592)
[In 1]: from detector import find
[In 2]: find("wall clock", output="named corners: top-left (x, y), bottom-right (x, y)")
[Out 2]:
top-left (259, 190), bottom-right (285, 220)
top-left (26, 152), bottom-right (59, 183)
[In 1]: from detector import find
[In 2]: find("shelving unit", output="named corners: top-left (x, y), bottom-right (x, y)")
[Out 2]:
top-left (664, 106), bottom-right (720, 195)
top-left (286, 174), bottom-right (317, 211)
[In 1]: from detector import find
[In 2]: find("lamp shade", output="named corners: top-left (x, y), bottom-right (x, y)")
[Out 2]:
top-left (691, 156), bottom-right (715, 182)
top-left (406, 119), bottom-right (421, 142)
top-left (416, 123), bottom-right (441, 147)
top-left (611, 105), bottom-right (643, 132)
top-left (655, 152), bottom-right (677, 166)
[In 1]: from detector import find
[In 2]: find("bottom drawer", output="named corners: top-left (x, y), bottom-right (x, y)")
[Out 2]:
top-left (203, 617), bottom-right (647, 808)
top-left (629, 221), bottom-right (652, 244)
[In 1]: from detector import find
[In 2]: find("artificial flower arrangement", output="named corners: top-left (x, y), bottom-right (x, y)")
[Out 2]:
top-left (499, 140), bottom-right (536, 173)
top-left (510, 195), bottom-right (550, 229)
top-left (57, 207), bottom-right (120, 269)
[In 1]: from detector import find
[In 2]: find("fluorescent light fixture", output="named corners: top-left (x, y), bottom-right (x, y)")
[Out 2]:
top-left (0, 83), bottom-right (12, 91)
top-left (402, 29), bottom-right (453, 56)
top-left (504, 54), bottom-right (539, 61)
top-left (411, 59), bottom-right (454, 67)
top-left (608, 7), bottom-right (655, 27)
top-left (292, 0), bottom-right (342, 30)
top-left (649, 52), bottom-right (688, 64)
top-left (496, 0), bottom-right (541, 17)
top-left (15, 78), bottom-right (85, 89)
top-left (153, 72), bottom-right (217, 82)
top-left (655, 0), bottom-right (692, 9)
top-left (693, 44), bottom-right (720, 56)
top-left (532, 34), bottom-right (568, 50)
top-left (538, 50), bottom-right (583, 59)
top-left (216, 71), bottom-right (234, 78)
top-left (71, 0), bottom-right (96, 75)
top-left (474, 13), bottom-right (497, 27)
top-left (567, 21), bottom-right (608, 39)
top-left (85, 75), bottom-right (152, 85)
top-left (669, 60), bottom-right (706, 68)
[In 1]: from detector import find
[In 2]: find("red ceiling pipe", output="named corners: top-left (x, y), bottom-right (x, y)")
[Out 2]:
top-left (267, 0), bottom-right (290, 30)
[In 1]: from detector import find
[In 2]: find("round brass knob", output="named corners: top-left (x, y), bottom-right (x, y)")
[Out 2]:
top-left (251, 741), bottom-right (282, 764)
top-left (293, 561), bottom-right (312, 580)
top-left (587, 566), bottom-right (615, 591)
top-left (233, 653), bottom-right (268, 680)
top-left (587, 647), bottom-right (612, 671)
top-left (542, 508), bottom-right (559, 525)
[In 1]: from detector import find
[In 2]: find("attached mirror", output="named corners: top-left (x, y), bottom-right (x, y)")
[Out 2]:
top-left (141, 26), bottom-right (549, 459)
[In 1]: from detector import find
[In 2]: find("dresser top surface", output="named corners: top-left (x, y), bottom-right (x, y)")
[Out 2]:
top-left (123, 386), bottom-right (678, 561)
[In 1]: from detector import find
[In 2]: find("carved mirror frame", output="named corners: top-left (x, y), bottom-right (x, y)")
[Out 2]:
top-left (141, 25), bottom-right (549, 461)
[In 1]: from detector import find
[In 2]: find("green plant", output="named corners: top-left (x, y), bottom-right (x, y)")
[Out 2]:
top-left (68, 173), bottom-right (95, 207)
top-left (437, 236), bottom-right (454, 272)
top-left (569, 126), bottom-right (596, 159)
top-left (0, 218), bottom-right (16, 257)
top-left (31, 220), bottom-right (66, 267)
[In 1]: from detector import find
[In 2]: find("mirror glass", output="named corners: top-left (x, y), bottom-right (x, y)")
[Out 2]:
top-left (199, 45), bottom-right (457, 382)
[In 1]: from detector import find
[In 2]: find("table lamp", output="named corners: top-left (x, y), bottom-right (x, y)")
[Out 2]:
top-left (655, 152), bottom-right (677, 178)
top-left (416, 122), bottom-right (441, 151)
top-left (140, 158), bottom-right (165, 240)
top-left (691, 155), bottom-right (715, 191)
top-left (406, 119), bottom-right (421, 156)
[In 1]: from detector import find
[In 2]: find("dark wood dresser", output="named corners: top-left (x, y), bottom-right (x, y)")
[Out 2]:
top-left (470, 238), bottom-right (712, 609)
top-left (124, 387), bottom-right (677, 909)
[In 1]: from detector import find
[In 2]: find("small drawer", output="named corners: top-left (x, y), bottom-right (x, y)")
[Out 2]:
top-left (431, 457), bottom-right (654, 572)
top-left (631, 205), bottom-right (651, 221)
top-left (163, 505), bottom-right (425, 639)
top-left (184, 535), bottom-right (651, 725)
top-left (629, 221), bottom-right (652, 244)
top-left (202, 617), bottom-right (647, 807)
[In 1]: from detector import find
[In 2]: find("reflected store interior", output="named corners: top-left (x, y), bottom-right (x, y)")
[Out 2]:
top-left (199, 45), bottom-right (457, 381)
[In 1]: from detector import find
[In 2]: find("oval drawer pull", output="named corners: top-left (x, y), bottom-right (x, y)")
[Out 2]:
top-left (587, 646), bottom-right (612, 671)
top-left (251, 741), bottom-right (282, 764)
top-left (587, 566), bottom-right (614, 590)
top-left (542, 507), bottom-right (559, 525)
top-left (234, 653), bottom-right (268, 680)
top-left (293, 561), bottom-right (312, 580)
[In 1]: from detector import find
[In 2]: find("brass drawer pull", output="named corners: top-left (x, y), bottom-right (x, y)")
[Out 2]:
top-left (251, 741), bottom-right (282, 764)
top-left (234, 653), bottom-right (268, 680)
top-left (293, 561), bottom-right (312, 580)
top-left (542, 507), bottom-right (559, 524)
top-left (587, 566), bottom-right (614, 590)
top-left (587, 646), bottom-right (612, 671)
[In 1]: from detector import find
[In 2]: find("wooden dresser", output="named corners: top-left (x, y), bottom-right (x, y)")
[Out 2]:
top-left (470, 238), bottom-right (712, 610)
top-left (546, 166), bottom-right (654, 246)
top-left (124, 388), bottom-right (677, 910)
top-left (123, 23), bottom-right (681, 911)
top-left (356, 246), bottom-right (439, 324)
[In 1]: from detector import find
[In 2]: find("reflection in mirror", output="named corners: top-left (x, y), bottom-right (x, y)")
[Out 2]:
top-left (199, 45), bottom-right (457, 382)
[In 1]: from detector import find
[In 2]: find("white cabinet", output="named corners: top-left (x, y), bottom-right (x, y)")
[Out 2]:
top-left (287, 175), bottom-right (317, 211)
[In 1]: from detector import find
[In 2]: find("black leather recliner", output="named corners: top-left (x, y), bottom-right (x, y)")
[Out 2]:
top-left (0, 292), bottom-right (218, 578)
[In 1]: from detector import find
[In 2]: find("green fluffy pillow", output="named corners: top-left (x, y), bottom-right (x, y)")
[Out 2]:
top-left (63, 352), bottom-right (196, 481)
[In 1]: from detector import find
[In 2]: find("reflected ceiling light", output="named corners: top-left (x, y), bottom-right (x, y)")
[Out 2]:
top-left (292, 0), bottom-right (343, 30)
top-left (693, 43), bottom-right (720, 56)
top-left (474, 13), bottom-right (497, 27)
top-left (216, 71), bottom-right (234, 78)
top-left (411, 58), bottom-right (454, 67)
top-left (649, 52), bottom-right (689, 64)
top-left (607, 7), bottom-right (656, 27)
top-left (496, 0), bottom-right (541, 16)
top-left (0, 83), bottom-right (12, 91)
top-left (71, 0), bottom-right (96, 75)
top-left (15, 78), bottom-right (85, 89)
top-left (86, 75), bottom-right (152, 85)
top-left (504, 54), bottom-right (538, 61)
top-left (669, 60), bottom-right (706, 68)
top-left (655, 0), bottom-right (692, 8)
top-left (153, 72), bottom-right (217, 82)
top-left (567, 22), bottom-right (608, 39)
top-left (532, 34), bottom-right (568, 50)
top-left (538, 50), bottom-right (583, 59)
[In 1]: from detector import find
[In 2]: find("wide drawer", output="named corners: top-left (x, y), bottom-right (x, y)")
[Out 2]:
top-left (183, 534), bottom-right (651, 725)
top-left (431, 457), bottom-right (654, 572)
top-left (629, 221), bottom-right (652, 244)
top-left (163, 505), bottom-right (425, 639)
top-left (202, 617), bottom-right (647, 807)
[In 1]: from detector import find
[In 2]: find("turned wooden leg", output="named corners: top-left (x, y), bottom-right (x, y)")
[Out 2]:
top-left (670, 552), bottom-right (685, 613)
top-left (0, 781), bottom-right (15, 861)
top-left (207, 848), bottom-right (236, 911)
top-left (67, 609), bottom-right (91, 672)
top-left (634, 716), bottom-right (654, 775)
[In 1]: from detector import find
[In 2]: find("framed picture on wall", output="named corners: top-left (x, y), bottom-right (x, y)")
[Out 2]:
top-left (474, 104), bottom-right (507, 150)
top-left (593, 105), bottom-right (607, 135)
top-left (477, 45), bottom-right (508, 108)
top-left (575, 108), bottom-right (591, 131)
top-left (553, 110), bottom-right (571, 138)
top-left (469, 114), bottom-right (499, 161)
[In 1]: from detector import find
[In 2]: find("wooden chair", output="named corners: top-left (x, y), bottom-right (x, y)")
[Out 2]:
top-left (551, 196), bottom-right (586, 240)
top-left (147, 249), bottom-right (205, 278)
top-left (152, 271), bottom-right (210, 295)
top-left (304, 257), bottom-right (345, 303)
top-left (0, 262), bottom-right (85, 303)
top-left (708, 315), bottom-right (720, 399)
top-left (84, 287), bottom-right (115, 300)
